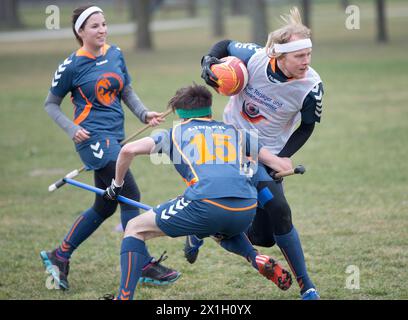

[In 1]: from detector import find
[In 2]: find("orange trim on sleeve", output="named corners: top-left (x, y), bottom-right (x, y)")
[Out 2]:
top-left (182, 177), bottom-right (198, 187)
top-left (74, 87), bottom-right (93, 125)
top-left (202, 199), bottom-right (257, 212)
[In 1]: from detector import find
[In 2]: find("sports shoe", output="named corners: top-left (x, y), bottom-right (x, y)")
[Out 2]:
top-left (301, 288), bottom-right (320, 300)
top-left (139, 251), bottom-right (181, 285)
top-left (99, 293), bottom-right (116, 300)
top-left (184, 235), bottom-right (204, 264)
top-left (256, 255), bottom-right (292, 290)
top-left (40, 249), bottom-right (70, 290)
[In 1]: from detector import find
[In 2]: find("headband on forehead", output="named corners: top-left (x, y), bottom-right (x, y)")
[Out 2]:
top-left (273, 38), bottom-right (312, 53)
top-left (74, 6), bottom-right (103, 33)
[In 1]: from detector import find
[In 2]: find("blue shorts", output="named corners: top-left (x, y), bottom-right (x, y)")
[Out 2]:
top-left (154, 197), bottom-right (257, 239)
top-left (77, 137), bottom-right (122, 170)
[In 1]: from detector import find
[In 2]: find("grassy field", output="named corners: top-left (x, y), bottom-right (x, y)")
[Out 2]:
top-left (0, 1), bottom-right (407, 300)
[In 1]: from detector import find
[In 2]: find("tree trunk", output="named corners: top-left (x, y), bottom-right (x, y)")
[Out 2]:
top-left (187, 0), bottom-right (197, 17)
top-left (231, 0), bottom-right (245, 16)
top-left (0, 0), bottom-right (23, 29)
top-left (340, 0), bottom-right (350, 10)
top-left (250, 0), bottom-right (267, 45)
top-left (210, 0), bottom-right (224, 37)
top-left (134, 0), bottom-right (153, 50)
top-left (301, 0), bottom-right (311, 29)
top-left (376, 0), bottom-right (388, 42)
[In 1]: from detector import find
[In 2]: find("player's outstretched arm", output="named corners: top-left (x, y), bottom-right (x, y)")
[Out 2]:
top-left (258, 147), bottom-right (293, 173)
top-left (104, 137), bottom-right (156, 201)
top-left (115, 137), bottom-right (156, 185)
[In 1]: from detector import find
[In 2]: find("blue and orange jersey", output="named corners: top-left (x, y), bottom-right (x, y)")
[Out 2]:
top-left (50, 44), bottom-right (131, 148)
top-left (152, 118), bottom-right (258, 200)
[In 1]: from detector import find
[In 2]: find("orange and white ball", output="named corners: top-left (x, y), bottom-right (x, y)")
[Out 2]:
top-left (210, 56), bottom-right (249, 96)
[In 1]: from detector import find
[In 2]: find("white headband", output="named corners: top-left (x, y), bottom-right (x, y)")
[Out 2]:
top-left (74, 6), bottom-right (103, 33)
top-left (273, 38), bottom-right (312, 53)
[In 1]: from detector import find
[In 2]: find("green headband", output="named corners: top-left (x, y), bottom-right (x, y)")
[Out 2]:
top-left (176, 106), bottom-right (212, 119)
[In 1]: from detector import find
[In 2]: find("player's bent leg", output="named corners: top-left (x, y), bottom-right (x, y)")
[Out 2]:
top-left (219, 233), bottom-right (292, 291)
top-left (184, 235), bottom-right (204, 264)
top-left (124, 211), bottom-right (181, 286)
top-left (255, 181), bottom-right (318, 297)
top-left (115, 211), bottom-right (181, 300)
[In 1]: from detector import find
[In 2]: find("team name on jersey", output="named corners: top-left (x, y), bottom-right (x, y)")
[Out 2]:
top-left (243, 84), bottom-right (284, 112)
top-left (186, 124), bottom-right (227, 131)
top-left (96, 59), bottom-right (108, 66)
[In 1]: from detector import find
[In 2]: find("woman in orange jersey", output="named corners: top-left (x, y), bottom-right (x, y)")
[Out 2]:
top-left (40, 5), bottom-right (180, 291)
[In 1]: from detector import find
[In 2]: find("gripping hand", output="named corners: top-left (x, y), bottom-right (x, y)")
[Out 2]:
top-left (103, 179), bottom-right (123, 201)
top-left (200, 55), bottom-right (222, 88)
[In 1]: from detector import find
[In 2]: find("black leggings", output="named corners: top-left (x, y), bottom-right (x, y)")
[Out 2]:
top-left (92, 161), bottom-right (141, 218)
top-left (246, 180), bottom-right (293, 247)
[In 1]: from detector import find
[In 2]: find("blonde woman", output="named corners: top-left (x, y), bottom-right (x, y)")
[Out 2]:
top-left (188, 7), bottom-right (323, 300)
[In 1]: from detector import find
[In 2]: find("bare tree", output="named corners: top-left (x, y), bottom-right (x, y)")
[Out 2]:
top-left (301, 0), bottom-right (311, 29)
top-left (376, 0), bottom-right (388, 42)
top-left (210, 0), bottom-right (224, 37)
top-left (250, 0), bottom-right (267, 45)
top-left (0, 0), bottom-right (23, 29)
top-left (187, 0), bottom-right (197, 17)
top-left (132, 0), bottom-right (153, 50)
top-left (230, 0), bottom-right (245, 16)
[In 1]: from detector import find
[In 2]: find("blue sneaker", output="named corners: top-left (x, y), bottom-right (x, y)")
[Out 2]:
top-left (138, 251), bottom-right (181, 286)
top-left (184, 235), bottom-right (204, 264)
top-left (301, 288), bottom-right (320, 300)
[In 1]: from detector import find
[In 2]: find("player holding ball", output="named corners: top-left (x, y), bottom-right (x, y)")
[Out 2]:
top-left (185, 7), bottom-right (324, 300)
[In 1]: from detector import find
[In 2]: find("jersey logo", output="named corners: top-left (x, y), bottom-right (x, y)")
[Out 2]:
top-left (90, 141), bottom-right (104, 159)
top-left (96, 59), bottom-right (108, 66)
top-left (310, 83), bottom-right (323, 118)
top-left (160, 198), bottom-right (191, 220)
top-left (95, 72), bottom-right (124, 106)
top-left (51, 57), bottom-right (72, 87)
top-left (240, 101), bottom-right (265, 123)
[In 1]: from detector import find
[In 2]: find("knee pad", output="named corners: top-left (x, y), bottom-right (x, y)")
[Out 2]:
top-left (257, 182), bottom-right (293, 235)
top-left (92, 195), bottom-right (118, 219)
top-left (247, 225), bottom-right (276, 247)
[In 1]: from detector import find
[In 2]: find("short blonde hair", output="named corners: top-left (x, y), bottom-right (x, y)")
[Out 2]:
top-left (265, 7), bottom-right (311, 58)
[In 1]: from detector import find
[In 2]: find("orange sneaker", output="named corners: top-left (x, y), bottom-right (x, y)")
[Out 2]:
top-left (256, 255), bottom-right (292, 290)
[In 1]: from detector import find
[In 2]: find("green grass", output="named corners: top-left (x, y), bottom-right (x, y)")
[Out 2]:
top-left (0, 1), bottom-right (408, 300)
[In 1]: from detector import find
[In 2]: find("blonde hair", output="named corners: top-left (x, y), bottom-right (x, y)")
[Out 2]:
top-left (265, 7), bottom-right (311, 58)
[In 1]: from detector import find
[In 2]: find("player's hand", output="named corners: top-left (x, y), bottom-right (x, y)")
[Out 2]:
top-left (145, 111), bottom-right (165, 127)
top-left (269, 157), bottom-right (293, 182)
top-left (103, 179), bottom-right (123, 201)
top-left (73, 128), bottom-right (90, 143)
top-left (201, 55), bottom-right (222, 88)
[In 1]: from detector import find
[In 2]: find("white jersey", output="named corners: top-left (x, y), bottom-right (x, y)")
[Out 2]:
top-left (223, 50), bottom-right (322, 154)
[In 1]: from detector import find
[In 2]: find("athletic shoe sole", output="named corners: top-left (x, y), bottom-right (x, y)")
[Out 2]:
top-left (138, 272), bottom-right (181, 286)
